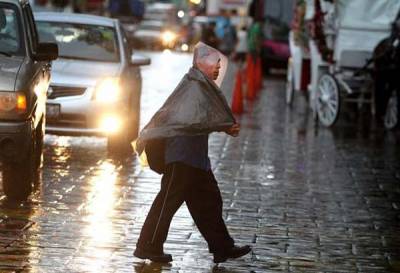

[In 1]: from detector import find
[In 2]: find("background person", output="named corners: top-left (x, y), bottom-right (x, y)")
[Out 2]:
top-left (234, 25), bottom-right (248, 66)
top-left (201, 21), bottom-right (220, 49)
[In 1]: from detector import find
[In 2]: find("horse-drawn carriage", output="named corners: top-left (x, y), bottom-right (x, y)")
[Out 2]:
top-left (287, 0), bottom-right (400, 129)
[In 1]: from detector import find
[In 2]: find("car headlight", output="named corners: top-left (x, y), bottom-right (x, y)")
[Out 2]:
top-left (161, 30), bottom-right (177, 44)
top-left (93, 78), bottom-right (121, 103)
top-left (99, 115), bottom-right (122, 134)
top-left (0, 92), bottom-right (27, 113)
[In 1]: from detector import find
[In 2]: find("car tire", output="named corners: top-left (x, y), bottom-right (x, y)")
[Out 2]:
top-left (128, 113), bottom-right (140, 142)
top-left (2, 118), bottom-right (44, 201)
top-left (107, 88), bottom-right (141, 156)
top-left (128, 93), bottom-right (141, 142)
top-left (107, 110), bottom-right (133, 156)
top-left (33, 118), bottom-right (45, 188)
top-left (107, 132), bottom-right (132, 156)
top-left (34, 117), bottom-right (45, 170)
top-left (2, 159), bottom-right (33, 201)
top-left (107, 111), bottom-right (139, 156)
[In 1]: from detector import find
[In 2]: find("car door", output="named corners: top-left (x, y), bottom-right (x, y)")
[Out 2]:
top-left (22, 3), bottom-right (50, 128)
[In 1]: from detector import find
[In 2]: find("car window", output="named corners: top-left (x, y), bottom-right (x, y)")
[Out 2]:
top-left (0, 4), bottom-right (23, 55)
top-left (37, 21), bottom-right (120, 62)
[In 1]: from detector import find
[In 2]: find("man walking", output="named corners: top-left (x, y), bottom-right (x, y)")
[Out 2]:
top-left (133, 43), bottom-right (251, 263)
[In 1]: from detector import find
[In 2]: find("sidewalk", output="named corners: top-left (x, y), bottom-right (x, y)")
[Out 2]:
top-left (132, 69), bottom-right (400, 272)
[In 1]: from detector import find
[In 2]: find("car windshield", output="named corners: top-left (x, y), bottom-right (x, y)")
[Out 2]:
top-left (37, 21), bottom-right (120, 62)
top-left (0, 4), bottom-right (23, 56)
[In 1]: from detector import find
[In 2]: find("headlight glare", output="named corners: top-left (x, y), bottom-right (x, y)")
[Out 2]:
top-left (93, 78), bottom-right (120, 103)
top-left (161, 30), bottom-right (176, 44)
top-left (100, 115), bottom-right (121, 134)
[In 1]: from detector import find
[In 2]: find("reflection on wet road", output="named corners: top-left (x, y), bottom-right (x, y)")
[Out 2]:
top-left (0, 50), bottom-right (399, 272)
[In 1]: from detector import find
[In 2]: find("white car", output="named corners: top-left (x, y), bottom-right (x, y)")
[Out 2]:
top-left (132, 20), bottom-right (179, 50)
top-left (35, 12), bottom-right (150, 153)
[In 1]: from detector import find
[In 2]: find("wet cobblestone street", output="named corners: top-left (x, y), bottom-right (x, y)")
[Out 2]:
top-left (0, 51), bottom-right (399, 273)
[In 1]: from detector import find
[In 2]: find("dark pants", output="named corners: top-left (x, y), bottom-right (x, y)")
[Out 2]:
top-left (136, 162), bottom-right (234, 254)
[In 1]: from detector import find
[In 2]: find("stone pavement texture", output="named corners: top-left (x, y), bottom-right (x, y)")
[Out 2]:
top-left (0, 52), bottom-right (399, 273)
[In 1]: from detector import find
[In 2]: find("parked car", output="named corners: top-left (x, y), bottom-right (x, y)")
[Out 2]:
top-left (131, 19), bottom-right (179, 50)
top-left (34, 12), bottom-right (150, 154)
top-left (0, 0), bottom-right (58, 200)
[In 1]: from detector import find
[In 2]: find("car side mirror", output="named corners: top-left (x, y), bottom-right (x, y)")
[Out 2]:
top-left (130, 53), bottom-right (151, 66)
top-left (34, 43), bottom-right (59, 61)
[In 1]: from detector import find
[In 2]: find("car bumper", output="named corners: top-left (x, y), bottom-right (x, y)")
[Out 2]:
top-left (0, 120), bottom-right (33, 162)
top-left (46, 96), bottom-right (131, 137)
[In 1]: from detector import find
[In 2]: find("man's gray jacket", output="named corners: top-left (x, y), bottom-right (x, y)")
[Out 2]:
top-left (135, 66), bottom-right (235, 173)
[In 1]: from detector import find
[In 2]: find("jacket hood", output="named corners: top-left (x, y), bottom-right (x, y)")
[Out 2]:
top-left (192, 42), bottom-right (228, 88)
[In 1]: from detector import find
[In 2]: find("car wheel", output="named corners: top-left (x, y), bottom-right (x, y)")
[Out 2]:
top-left (33, 117), bottom-right (45, 188)
top-left (2, 160), bottom-right (34, 201)
top-left (128, 93), bottom-right (141, 141)
top-left (34, 117), bottom-right (45, 170)
top-left (128, 112), bottom-right (140, 142)
top-left (108, 116), bottom-right (139, 156)
top-left (107, 112), bottom-right (133, 156)
top-left (2, 117), bottom-right (44, 201)
top-left (107, 132), bottom-right (132, 156)
top-left (2, 131), bottom-right (38, 201)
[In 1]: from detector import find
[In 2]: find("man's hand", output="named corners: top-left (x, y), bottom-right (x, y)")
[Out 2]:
top-left (225, 124), bottom-right (240, 137)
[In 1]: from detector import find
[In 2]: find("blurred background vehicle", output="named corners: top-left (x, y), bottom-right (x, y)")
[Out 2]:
top-left (0, 0), bottom-right (57, 201)
top-left (130, 19), bottom-right (179, 50)
top-left (116, 1), bottom-right (182, 51)
top-left (143, 2), bottom-right (177, 24)
top-left (35, 12), bottom-right (150, 155)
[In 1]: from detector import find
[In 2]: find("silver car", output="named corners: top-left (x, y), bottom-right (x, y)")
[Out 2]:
top-left (0, 0), bottom-right (57, 201)
top-left (34, 12), bottom-right (150, 154)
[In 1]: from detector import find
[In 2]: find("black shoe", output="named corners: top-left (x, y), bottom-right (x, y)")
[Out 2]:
top-left (134, 247), bottom-right (173, 263)
top-left (213, 245), bottom-right (252, 263)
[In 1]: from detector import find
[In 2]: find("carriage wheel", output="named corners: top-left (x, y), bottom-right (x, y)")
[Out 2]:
top-left (316, 74), bottom-right (340, 127)
top-left (286, 59), bottom-right (295, 106)
top-left (384, 92), bottom-right (398, 130)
